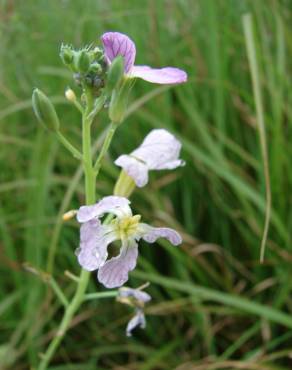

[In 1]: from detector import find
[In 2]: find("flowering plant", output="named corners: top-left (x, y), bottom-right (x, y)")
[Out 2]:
top-left (32, 31), bottom-right (187, 369)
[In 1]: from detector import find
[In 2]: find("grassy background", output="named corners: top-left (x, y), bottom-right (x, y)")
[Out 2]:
top-left (0, 0), bottom-right (292, 369)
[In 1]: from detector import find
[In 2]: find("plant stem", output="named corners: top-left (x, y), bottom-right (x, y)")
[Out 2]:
top-left (84, 291), bottom-right (118, 301)
top-left (93, 122), bottom-right (116, 174)
top-left (37, 89), bottom-right (117, 370)
top-left (49, 277), bottom-right (69, 307)
top-left (56, 131), bottom-right (82, 160)
top-left (37, 270), bottom-right (90, 370)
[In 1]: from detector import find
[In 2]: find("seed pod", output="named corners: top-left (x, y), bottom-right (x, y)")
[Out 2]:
top-left (32, 89), bottom-right (60, 132)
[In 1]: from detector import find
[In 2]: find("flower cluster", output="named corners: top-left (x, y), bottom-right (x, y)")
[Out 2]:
top-left (73, 32), bottom-right (187, 335)
top-left (33, 30), bottom-right (187, 343)
top-left (75, 127), bottom-right (184, 288)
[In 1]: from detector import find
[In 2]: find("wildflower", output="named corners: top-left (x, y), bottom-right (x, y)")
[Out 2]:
top-left (118, 286), bottom-right (151, 307)
top-left (76, 196), bottom-right (182, 288)
top-left (115, 129), bottom-right (185, 187)
top-left (117, 286), bottom-right (151, 336)
top-left (126, 309), bottom-right (145, 336)
top-left (101, 32), bottom-right (187, 84)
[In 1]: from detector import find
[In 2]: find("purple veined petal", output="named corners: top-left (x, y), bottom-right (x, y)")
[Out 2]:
top-left (119, 287), bottom-right (151, 303)
top-left (130, 129), bottom-right (184, 171)
top-left (126, 309), bottom-right (146, 337)
top-left (97, 240), bottom-right (138, 288)
top-left (138, 223), bottom-right (182, 246)
top-left (101, 32), bottom-right (136, 74)
top-left (77, 196), bottom-right (132, 223)
top-left (77, 220), bottom-right (117, 271)
top-left (114, 155), bottom-right (149, 187)
top-left (130, 65), bottom-right (187, 84)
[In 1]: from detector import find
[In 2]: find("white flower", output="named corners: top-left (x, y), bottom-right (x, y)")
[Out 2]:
top-left (76, 196), bottom-right (182, 288)
top-left (115, 129), bottom-right (185, 187)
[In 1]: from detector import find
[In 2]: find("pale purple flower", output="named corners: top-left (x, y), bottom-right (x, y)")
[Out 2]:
top-left (115, 129), bottom-right (184, 187)
top-left (126, 309), bottom-right (146, 337)
top-left (117, 286), bottom-right (151, 336)
top-left (101, 32), bottom-right (187, 84)
top-left (118, 286), bottom-right (151, 306)
top-left (76, 196), bottom-right (182, 288)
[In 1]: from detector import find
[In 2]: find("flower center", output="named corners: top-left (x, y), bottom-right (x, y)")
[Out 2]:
top-left (115, 214), bottom-right (141, 240)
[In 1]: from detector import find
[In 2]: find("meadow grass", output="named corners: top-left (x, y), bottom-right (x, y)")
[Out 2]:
top-left (0, 0), bottom-right (291, 369)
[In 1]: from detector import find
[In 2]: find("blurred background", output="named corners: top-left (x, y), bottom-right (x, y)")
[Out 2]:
top-left (0, 0), bottom-right (292, 369)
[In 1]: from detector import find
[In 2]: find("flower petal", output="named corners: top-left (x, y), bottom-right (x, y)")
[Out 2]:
top-left (114, 155), bottom-right (149, 187)
top-left (130, 66), bottom-right (187, 84)
top-left (133, 129), bottom-right (184, 170)
top-left (76, 220), bottom-right (116, 271)
top-left (101, 32), bottom-right (136, 73)
top-left (77, 196), bottom-right (131, 223)
top-left (138, 223), bottom-right (182, 246)
top-left (115, 129), bottom-right (184, 187)
top-left (119, 287), bottom-right (151, 303)
top-left (97, 240), bottom-right (138, 288)
top-left (126, 309), bottom-right (146, 337)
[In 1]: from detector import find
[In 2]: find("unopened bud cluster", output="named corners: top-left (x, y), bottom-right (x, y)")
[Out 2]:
top-left (60, 44), bottom-right (107, 93)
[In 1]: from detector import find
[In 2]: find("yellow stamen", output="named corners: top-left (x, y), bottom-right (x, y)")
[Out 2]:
top-left (115, 214), bottom-right (141, 240)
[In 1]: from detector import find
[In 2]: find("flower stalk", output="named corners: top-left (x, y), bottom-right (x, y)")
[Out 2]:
top-left (33, 30), bottom-right (187, 368)
top-left (37, 88), bottom-right (116, 370)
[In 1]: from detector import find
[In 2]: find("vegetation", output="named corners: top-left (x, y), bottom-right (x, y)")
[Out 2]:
top-left (0, 0), bottom-right (291, 369)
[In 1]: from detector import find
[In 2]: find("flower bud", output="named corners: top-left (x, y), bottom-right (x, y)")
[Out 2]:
top-left (60, 45), bottom-right (74, 65)
top-left (65, 88), bottom-right (76, 102)
top-left (106, 56), bottom-right (124, 92)
top-left (76, 50), bottom-right (90, 73)
top-left (109, 79), bottom-right (132, 124)
top-left (32, 89), bottom-right (60, 132)
top-left (92, 46), bottom-right (103, 59)
top-left (62, 209), bottom-right (77, 221)
top-left (90, 62), bottom-right (102, 74)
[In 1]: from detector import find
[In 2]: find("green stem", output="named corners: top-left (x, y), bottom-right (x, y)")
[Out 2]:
top-left (73, 99), bottom-right (84, 114)
top-left (56, 131), bottom-right (82, 160)
top-left (93, 122), bottom-right (116, 175)
top-left (49, 277), bottom-right (69, 307)
top-left (84, 291), bottom-right (118, 301)
top-left (38, 270), bottom-right (90, 369)
top-left (82, 113), bottom-right (96, 204)
top-left (37, 89), bottom-right (118, 370)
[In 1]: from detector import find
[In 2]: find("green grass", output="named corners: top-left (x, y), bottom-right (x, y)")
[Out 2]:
top-left (0, 0), bottom-right (292, 369)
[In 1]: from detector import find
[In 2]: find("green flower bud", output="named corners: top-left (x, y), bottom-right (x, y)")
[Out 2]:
top-left (109, 79), bottom-right (132, 124)
top-left (32, 89), bottom-right (60, 132)
top-left (60, 45), bottom-right (74, 65)
top-left (90, 62), bottom-right (102, 74)
top-left (76, 50), bottom-right (90, 73)
top-left (106, 56), bottom-right (124, 92)
top-left (92, 47), bottom-right (103, 60)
